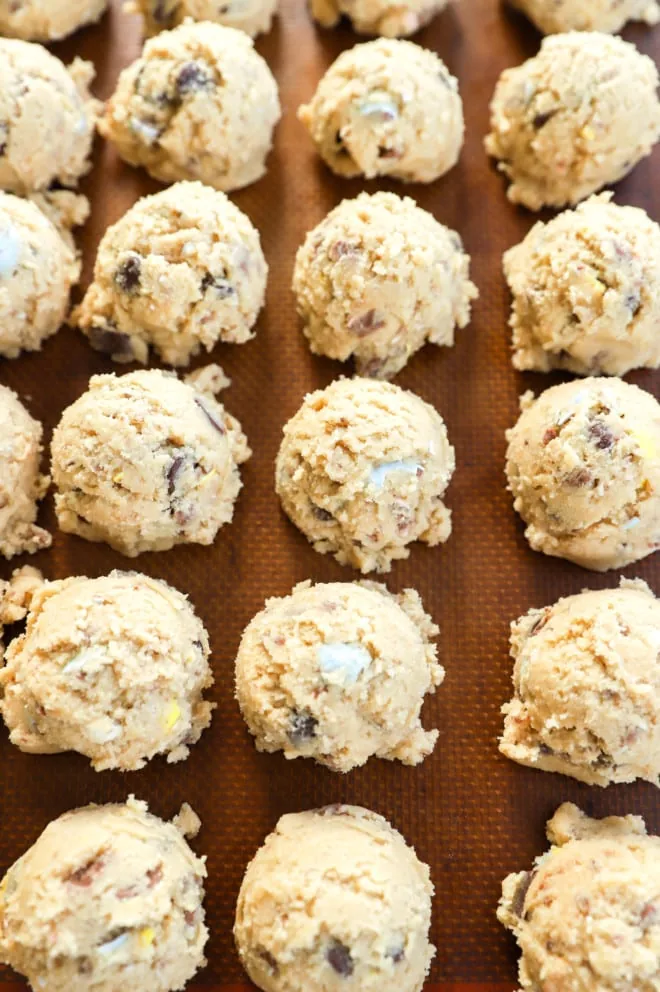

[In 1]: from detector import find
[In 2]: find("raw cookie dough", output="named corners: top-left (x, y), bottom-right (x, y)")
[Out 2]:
top-left (74, 181), bottom-right (267, 367)
top-left (234, 805), bottom-right (435, 992)
top-left (508, 0), bottom-right (659, 33)
top-left (500, 579), bottom-right (660, 787)
top-left (504, 193), bottom-right (660, 376)
top-left (293, 191), bottom-right (477, 380)
top-left (310, 0), bottom-right (449, 37)
top-left (235, 580), bottom-right (443, 772)
top-left (0, 385), bottom-right (50, 560)
top-left (0, 565), bottom-right (42, 661)
top-left (505, 377), bottom-right (660, 571)
top-left (0, 797), bottom-right (208, 992)
top-left (484, 33), bottom-right (660, 210)
top-left (127, 0), bottom-right (277, 38)
top-left (0, 0), bottom-right (107, 40)
top-left (0, 570), bottom-right (213, 771)
top-left (0, 40), bottom-right (99, 195)
top-left (100, 21), bottom-right (281, 192)
top-left (51, 365), bottom-right (250, 556)
top-left (298, 39), bottom-right (463, 182)
top-left (499, 803), bottom-right (660, 992)
top-left (275, 377), bottom-right (455, 573)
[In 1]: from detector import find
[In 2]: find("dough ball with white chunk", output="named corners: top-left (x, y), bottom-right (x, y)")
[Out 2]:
top-left (128, 0), bottom-right (277, 38)
top-left (310, 0), bottom-right (449, 37)
top-left (235, 580), bottom-right (443, 772)
top-left (0, 385), bottom-right (51, 560)
top-left (508, 0), bottom-right (659, 34)
top-left (0, 798), bottom-right (207, 992)
top-left (0, 571), bottom-right (213, 771)
top-left (0, 0), bottom-right (107, 41)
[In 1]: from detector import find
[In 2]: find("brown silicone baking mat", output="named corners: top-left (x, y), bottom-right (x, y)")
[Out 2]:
top-left (0, 0), bottom-right (659, 986)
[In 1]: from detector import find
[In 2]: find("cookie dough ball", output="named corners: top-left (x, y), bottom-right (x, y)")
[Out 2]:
top-left (485, 33), bottom-right (660, 210)
top-left (235, 805), bottom-right (435, 992)
top-left (0, 41), bottom-right (99, 195)
top-left (508, 0), bottom-right (659, 33)
top-left (128, 0), bottom-right (277, 37)
top-left (298, 40), bottom-right (463, 183)
top-left (75, 182), bottom-right (267, 367)
top-left (0, 386), bottom-right (51, 560)
top-left (499, 803), bottom-right (660, 992)
top-left (100, 21), bottom-right (280, 192)
top-left (0, 0), bottom-right (107, 41)
top-left (293, 192), bottom-right (477, 380)
top-left (505, 378), bottom-right (660, 571)
top-left (235, 580), bottom-right (443, 772)
top-left (310, 0), bottom-right (448, 36)
top-left (0, 797), bottom-right (207, 992)
top-left (276, 378), bottom-right (455, 573)
top-left (51, 366), bottom-right (250, 556)
top-left (505, 194), bottom-right (660, 376)
top-left (0, 571), bottom-right (213, 771)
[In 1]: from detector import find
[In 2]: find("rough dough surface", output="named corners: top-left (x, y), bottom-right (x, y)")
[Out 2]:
top-left (485, 33), bottom-right (660, 210)
top-left (310, 0), bottom-right (449, 37)
top-left (0, 797), bottom-right (208, 992)
top-left (127, 0), bottom-right (277, 38)
top-left (293, 191), bottom-right (477, 380)
top-left (508, 0), bottom-right (659, 33)
top-left (100, 21), bottom-right (280, 192)
top-left (500, 578), bottom-right (660, 787)
top-left (275, 377), bottom-right (455, 573)
top-left (235, 580), bottom-right (443, 772)
top-left (0, 40), bottom-right (99, 195)
top-left (74, 181), bottom-right (267, 367)
top-left (504, 193), bottom-right (660, 376)
top-left (298, 39), bottom-right (463, 183)
top-left (0, 0), bottom-right (107, 40)
top-left (498, 803), bottom-right (660, 992)
top-left (505, 377), bottom-right (660, 571)
top-left (0, 385), bottom-right (50, 560)
top-left (234, 805), bottom-right (435, 992)
top-left (51, 366), bottom-right (250, 556)
top-left (0, 571), bottom-right (214, 771)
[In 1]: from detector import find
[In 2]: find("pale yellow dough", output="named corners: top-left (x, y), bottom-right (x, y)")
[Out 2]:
top-left (275, 377), bottom-right (455, 573)
top-left (505, 377), bottom-right (660, 571)
top-left (485, 33), bottom-right (660, 210)
top-left (0, 385), bottom-right (50, 560)
top-left (508, 0), bottom-right (659, 33)
top-left (298, 39), bottom-right (463, 183)
top-left (234, 805), bottom-right (435, 992)
top-left (0, 797), bottom-right (208, 992)
top-left (293, 191), bottom-right (477, 379)
top-left (310, 0), bottom-right (449, 36)
top-left (127, 0), bottom-right (277, 38)
top-left (499, 803), bottom-right (660, 992)
top-left (100, 21), bottom-right (280, 192)
top-left (505, 193), bottom-right (660, 376)
top-left (0, 0), bottom-right (107, 40)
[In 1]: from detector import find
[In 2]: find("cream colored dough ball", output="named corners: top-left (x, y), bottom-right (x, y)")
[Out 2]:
top-left (128, 0), bottom-right (277, 38)
top-left (235, 805), bottom-right (435, 992)
top-left (0, 385), bottom-right (50, 560)
top-left (508, 0), bottom-right (659, 34)
top-left (310, 0), bottom-right (449, 37)
top-left (0, 0), bottom-right (107, 41)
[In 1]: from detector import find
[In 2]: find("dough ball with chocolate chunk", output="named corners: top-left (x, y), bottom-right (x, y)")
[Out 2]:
top-left (508, 0), bottom-right (658, 34)
top-left (310, 0), bottom-right (448, 37)
top-left (0, 385), bottom-right (51, 560)
top-left (0, 0), bottom-right (107, 41)
top-left (128, 0), bottom-right (277, 38)
top-left (100, 21), bottom-right (280, 192)
top-left (505, 194), bottom-right (660, 376)
top-left (235, 805), bottom-right (435, 992)
top-left (485, 33), bottom-right (660, 210)
top-left (501, 579), bottom-right (660, 787)
top-left (75, 181), bottom-right (267, 367)
top-left (505, 377), bottom-right (660, 571)
top-left (51, 366), bottom-right (250, 556)
top-left (499, 803), bottom-right (660, 992)
top-left (298, 39), bottom-right (463, 183)
top-left (275, 377), bottom-right (455, 573)
top-left (0, 571), bottom-right (213, 771)
top-left (293, 191), bottom-right (477, 380)
top-left (0, 797), bottom-right (207, 992)
top-left (0, 40), bottom-right (99, 195)
top-left (235, 580), bottom-right (443, 772)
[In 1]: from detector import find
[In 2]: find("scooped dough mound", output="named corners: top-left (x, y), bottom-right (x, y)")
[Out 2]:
top-left (0, 571), bottom-right (214, 771)
top-left (310, 0), bottom-right (449, 37)
top-left (485, 33), bottom-right (660, 210)
top-left (0, 798), bottom-right (208, 992)
top-left (504, 193), bottom-right (660, 376)
top-left (293, 191), bottom-right (477, 380)
top-left (127, 0), bottom-right (277, 38)
top-left (508, 0), bottom-right (659, 33)
top-left (0, 0), bottom-right (108, 40)
top-left (298, 39), bottom-right (463, 183)
top-left (99, 21), bottom-right (281, 192)
top-left (500, 579), bottom-right (660, 787)
top-left (275, 377), bottom-right (455, 573)
top-left (51, 366), bottom-right (251, 557)
top-left (0, 40), bottom-right (99, 195)
top-left (0, 385), bottom-right (51, 560)
top-left (74, 181), bottom-right (267, 367)
top-left (499, 803), bottom-right (660, 992)
top-left (505, 377), bottom-right (660, 571)
top-left (234, 805), bottom-right (435, 992)
top-left (235, 580), bottom-right (443, 772)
